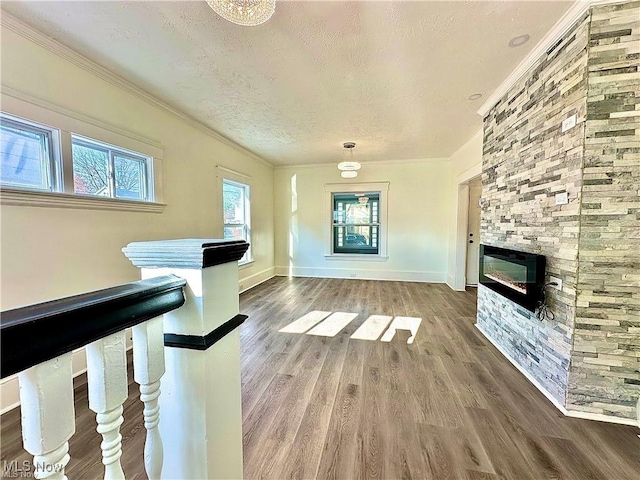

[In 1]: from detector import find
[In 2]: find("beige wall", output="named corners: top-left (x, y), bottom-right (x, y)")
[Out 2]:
top-left (450, 130), bottom-right (483, 179)
top-left (274, 160), bottom-right (452, 282)
top-left (0, 24), bottom-right (275, 308)
top-left (0, 22), bottom-right (275, 410)
top-left (0, 16), bottom-right (474, 413)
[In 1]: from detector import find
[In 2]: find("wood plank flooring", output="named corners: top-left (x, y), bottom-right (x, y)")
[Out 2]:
top-left (2, 276), bottom-right (639, 479)
top-left (238, 277), bottom-right (640, 480)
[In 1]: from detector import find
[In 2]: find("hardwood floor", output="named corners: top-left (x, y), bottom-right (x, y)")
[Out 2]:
top-left (239, 277), bottom-right (639, 480)
top-left (2, 276), bottom-right (639, 479)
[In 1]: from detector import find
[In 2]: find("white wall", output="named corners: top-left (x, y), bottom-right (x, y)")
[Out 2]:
top-left (274, 160), bottom-right (452, 282)
top-left (0, 21), bottom-right (275, 411)
top-left (446, 130), bottom-right (483, 290)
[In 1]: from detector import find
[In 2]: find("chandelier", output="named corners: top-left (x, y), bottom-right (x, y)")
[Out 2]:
top-left (338, 142), bottom-right (361, 178)
top-left (207, 0), bottom-right (276, 27)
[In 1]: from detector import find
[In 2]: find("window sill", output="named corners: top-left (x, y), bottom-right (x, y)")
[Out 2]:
top-left (324, 254), bottom-right (388, 262)
top-left (0, 187), bottom-right (165, 213)
top-left (239, 259), bottom-right (255, 269)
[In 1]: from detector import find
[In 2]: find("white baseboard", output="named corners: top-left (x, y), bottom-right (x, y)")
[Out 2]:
top-left (565, 409), bottom-right (638, 427)
top-left (446, 274), bottom-right (455, 290)
top-left (475, 323), bottom-right (639, 428)
top-left (446, 273), bottom-right (466, 292)
top-left (1, 379), bottom-right (21, 415)
top-left (239, 266), bottom-right (275, 293)
top-left (274, 266), bottom-right (446, 283)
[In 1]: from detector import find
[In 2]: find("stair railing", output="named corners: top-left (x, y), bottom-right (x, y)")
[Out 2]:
top-left (1, 238), bottom-right (250, 480)
top-left (1, 275), bottom-right (186, 480)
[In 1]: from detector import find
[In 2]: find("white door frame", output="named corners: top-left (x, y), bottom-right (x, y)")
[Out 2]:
top-left (450, 164), bottom-right (482, 291)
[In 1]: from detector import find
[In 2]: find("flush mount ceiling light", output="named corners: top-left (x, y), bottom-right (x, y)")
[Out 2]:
top-left (337, 142), bottom-right (361, 172)
top-left (341, 171), bottom-right (358, 179)
top-left (468, 93), bottom-right (483, 101)
top-left (509, 34), bottom-right (531, 48)
top-left (206, 0), bottom-right (275, 27)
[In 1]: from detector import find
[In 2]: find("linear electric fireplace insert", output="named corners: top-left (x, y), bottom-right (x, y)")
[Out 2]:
top-left (479, 244), bottom-right (546, 312)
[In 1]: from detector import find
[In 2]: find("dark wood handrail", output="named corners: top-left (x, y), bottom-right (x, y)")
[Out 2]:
top-left (0, 275), bottom-right (187, 379)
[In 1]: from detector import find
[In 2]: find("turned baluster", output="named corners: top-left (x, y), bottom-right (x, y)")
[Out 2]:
top-left (86, 331), bottom-right (128, 480)
top-left (133, 316), bottom-right (165, 479)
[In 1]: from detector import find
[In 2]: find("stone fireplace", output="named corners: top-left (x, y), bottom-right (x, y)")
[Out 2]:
top-left (476, 0), bottom-right (639, 425)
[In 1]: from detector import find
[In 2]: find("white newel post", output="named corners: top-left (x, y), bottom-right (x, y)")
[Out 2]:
top-left (122, 239), bottom-right (249, 480)
top-left (18, 353), bottom-right (75, 480)
top-left (86, 331), bottom-right (128, 480)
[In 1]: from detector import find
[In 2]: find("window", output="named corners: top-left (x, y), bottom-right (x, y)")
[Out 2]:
top-left (0, 106), bottom-right (163, 212)
top-left (223, 179), bottom-right (251, 263)
top-left (323, 182), bottom-right (389, 259)
top-left (0, 114), bottom-right (59, 191)
top-left (333, 193), bottom-right (380, 254)
top-left (72, 135), bottom-right (150, 201)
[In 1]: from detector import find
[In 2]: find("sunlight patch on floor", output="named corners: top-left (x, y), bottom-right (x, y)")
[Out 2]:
top-left (351, 315), bottom-right (393, 341)
top-left (279, 311), bottom-right (422, 344)
top-left (278, 310), bottom-right (331, 333)
top-left (380, 316), bottom-right (422, 344)
top-left (306, 312), bottom-right (359, 337)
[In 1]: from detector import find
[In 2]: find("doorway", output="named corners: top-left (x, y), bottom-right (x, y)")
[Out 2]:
top-left (450, 162), bottom-right (482, 292)
top-left (466, 178), bottom-right (482, 286)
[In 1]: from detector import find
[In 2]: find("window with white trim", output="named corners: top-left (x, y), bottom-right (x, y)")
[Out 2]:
top-left (71, 135), bottom-right (152, 201)
top-left (223, 178), bottom-right (251, 264)
top-left (323, 182), bottom-right (389, 259)
top-left (0, 109), bottom-right (161, 211)
top-left (0, 114), bottom-right (60, 192)
top-left (333, 192), bottom-right (380, 254)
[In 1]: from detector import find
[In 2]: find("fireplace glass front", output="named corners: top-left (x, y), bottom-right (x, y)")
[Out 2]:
top-left (483, 256), bottom-right (528, 294)
top-left (479, 245), bottom-right (546, 312)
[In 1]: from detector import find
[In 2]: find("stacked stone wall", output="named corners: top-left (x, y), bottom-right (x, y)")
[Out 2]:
top-left (479, 1), bottom-right (639, 422)
top-left (568, 1), bottom-right (640, 420)
top-left (479, 13), bottom-right (590, 407)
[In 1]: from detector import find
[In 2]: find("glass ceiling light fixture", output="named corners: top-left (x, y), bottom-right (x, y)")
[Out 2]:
top-left (207, 0), bottom-right (275, 27)
top-left (338, 142), bottom-right (360, 178)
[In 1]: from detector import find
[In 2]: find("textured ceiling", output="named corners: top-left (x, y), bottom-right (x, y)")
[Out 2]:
top-left (1, 1), bottom-right (573, 165)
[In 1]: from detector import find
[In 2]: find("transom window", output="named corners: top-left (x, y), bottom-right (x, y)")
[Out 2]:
top-left (0, 115), bottom-right (59, 191)
top-left (0, 111), bottom-right (159, 208)
top-left (223, 178), bottom-right (251, 264)
top-left (333, 192), bottom-right (381, 254)
top-left (72, 136), bottom-right (150, 201)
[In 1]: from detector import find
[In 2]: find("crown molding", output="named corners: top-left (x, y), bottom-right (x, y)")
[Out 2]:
top-left (0, 12), bottom-right (274, 169)
top-left (1, 85), bottom-right (164, 155)
top-left (477, 0), bottom-right (625, 118)
top-left (273, 157), bottom-right (449, 169)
